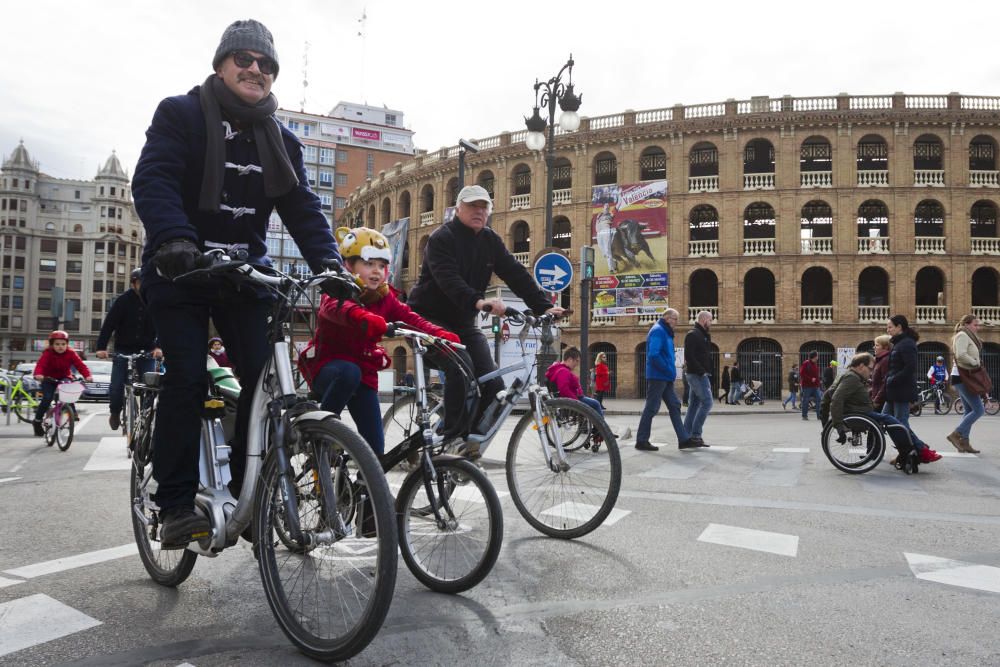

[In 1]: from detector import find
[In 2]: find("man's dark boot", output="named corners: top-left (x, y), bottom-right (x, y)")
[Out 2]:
top-left (32, 420), bottom-right (44, 437)
top-left (109, 412), bottom-right (121, 431)
top-left (159, 506), bottom-right (211, 550)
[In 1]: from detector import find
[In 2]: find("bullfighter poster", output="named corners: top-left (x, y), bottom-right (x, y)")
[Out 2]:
top-left (590, 180), bottom-right (669, 316)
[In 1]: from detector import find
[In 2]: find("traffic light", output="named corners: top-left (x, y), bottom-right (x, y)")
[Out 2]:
top-left (491, 316), bottom-right (501, 334)
top-left (581, 245), bottom-right (595, 280)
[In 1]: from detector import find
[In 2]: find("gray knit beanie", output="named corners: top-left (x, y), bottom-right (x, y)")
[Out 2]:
top-left (212, 19), bottom-right (279, 77)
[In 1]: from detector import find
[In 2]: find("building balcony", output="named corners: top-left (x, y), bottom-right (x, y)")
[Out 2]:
top-left (858, 305), bottom-right (890, 323)
top-left (857, 170), bottom-right (889, 187)
top-left (688, 306), bottom-right (719, 323)
top-left (914, 236), bottom-right (946, 254)
top-left (512, 252), bottom-right (530, 268)
top-left (915, 305), bottom-right (947, 324)
top-left (688, 240), bottom-right (719, 257)
top-left (971, 238), bottom-right (1000, 255)
top-left (638, 313), bottom-right (660, 325)
top-left (800, 171), bottom-right (832, 188)
top-left (744, 238), bottom-right (775, 255)
top-left (688, 175), bottom-right (719, 193)
top-left (800, 237), bottom-right (833, 254)
top-left (744, 306), bottom-right (775, 323)
top-left (858, 237), bottom-right (890, 254)
top-left (914, 169), bottom-right (945, 187)
top-left (510, 194), bottom-right (531, 210)
top-left (744, 173), bottom-right (775, 190)
top-left (552, 188), bottom-right (572, 205)
top-left (969, 170), bottom-right (999, 187)
top-left (591, 315), bottom-right (616, 326)
top-left (973, 306), bottom-right (1000, 325)
top-left (801, 306), bottom-right (833, 323)
top-left (419, 211), bottom-right (435, 226)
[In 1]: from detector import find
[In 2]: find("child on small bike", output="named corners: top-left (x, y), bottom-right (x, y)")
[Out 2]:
top-left (298, 227), bottom-right (459, 455)
top-left (32, 330), bottom-right (92, 436)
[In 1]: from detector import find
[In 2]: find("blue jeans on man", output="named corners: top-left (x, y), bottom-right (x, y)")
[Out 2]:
top-left (683, 373), bottom-right (712, 439)
top-left (800, 387), bottom-right (822, 419)
top-left (578, 395), bottom-right (604, 416)
top-left (110, 354), bottom-right (156, 417)
top-left (863, 411), bottom-right (923, 452)
top-left (637, 380), bottom-right (690, 446)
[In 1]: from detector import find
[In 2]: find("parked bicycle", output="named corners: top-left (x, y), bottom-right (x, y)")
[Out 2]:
top-left (909, 381), bottom-right (953, 416)
top-left (129, 254), bottom-right (398, 663)
top-left (954, 392), bottom-right (1000, 416)
top-left (0, 369), bottom-right (41, 423)
top-left (38, 378), bottom-right (84, 451)
top-left (384, 307), bottom-right (621, 540)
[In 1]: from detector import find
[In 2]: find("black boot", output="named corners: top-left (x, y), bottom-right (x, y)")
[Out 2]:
top-left (33, 420), bottom-right (44, 437)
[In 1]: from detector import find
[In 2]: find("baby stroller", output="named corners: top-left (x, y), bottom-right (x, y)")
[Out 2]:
top-left (741, 380), bottom-right (765, 405)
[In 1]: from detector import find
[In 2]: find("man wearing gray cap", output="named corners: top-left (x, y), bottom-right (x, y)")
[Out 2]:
top-left (131, 19), bottom-right (341, 548)
top-left (408, 185), bottom-right (565, 448)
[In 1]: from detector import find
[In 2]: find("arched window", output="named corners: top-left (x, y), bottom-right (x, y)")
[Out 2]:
top-left (799, 341), bottom-right (836, 373)
top-left (914, 200), bottom-right (945, 253)
top-left (367, 204), bottom-right (376, 227)
top-left (689, 269), bottom-right (718, 310)
top-left (512, 164), bottom-right (532, 196)
top-left (639, 146), bottom-right (666, 181)
top-left (73, 224), bottom-right (83, 233)
top-left (589, 342), bottom-right (618, 398)
top-left (689, 142), bottom-right (718, 178)
top-left (380, 197), bottom-right (391, 227)
top-left (970, 135), bottom-right (998, 184)
top-left (552, 158), bottom-right (572, 191)
top-left (418, 234), bottom-right (430, 262)
top-left (45, 222), bottom-right (55, 231)
top-left (401, 240), bottom-right (410, 271)
top-left (857, 134), bottom-right (888, 171)
top-left (913, 133), bottom-right (944, 170)
top-left (858, 266), bottom-right (889, 308)
top-left (635, 342), bottom-right (648, 399)
top-left (446, 178), bottom-right (459, 208)
top-left (743, 138), bottom-right (775, 174)
top-left (477, 170), bottom-right (495, 199)
top-left (593, 152), bottom-right (617, 186)
top-left (970, 201), bottom-right (998, 248)
top-left (857, 199), bottom-right (889, 252)
top-left (736, 338), bottom-right (783, 399)
top-left (800, 136), bottom-right (832, 174)
top-left (743, 268), bottom-right (775, 323)
top-left (511, 220), bottom-right (530, 254)
top-left (972, 267), bottom-right (999, 310)
top-left (552, 216), bottom-right (572, 250)
top-left (397, 190), bottom-right (411, 219)
top-left (914, 266), bottom-right (945, 318)
top-left (800, 200), bottom-right (832, 253)
top-left (743, 202), bottom-right (775, 254)
top-left (689, 205), bottom-right (719, 242)
top-left (420, 184), bottom-right (434, 214)
top-left (801, 267), bottom-right (833, 305)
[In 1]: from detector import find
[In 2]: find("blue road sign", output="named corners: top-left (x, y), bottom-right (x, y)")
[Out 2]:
top-left (533, 252), bottom-right (574, 293)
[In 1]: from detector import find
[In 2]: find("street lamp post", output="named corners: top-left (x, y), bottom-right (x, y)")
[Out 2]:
top-left (457, 139), bottom-right (480, 189)
top-left (524, 55), bottom-right (582, 383)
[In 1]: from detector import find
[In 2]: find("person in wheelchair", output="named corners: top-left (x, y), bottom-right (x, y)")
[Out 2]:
top-left (544, 347), bottom-right (604, 416)
top-left (821, 353), bottom-right (941, 465)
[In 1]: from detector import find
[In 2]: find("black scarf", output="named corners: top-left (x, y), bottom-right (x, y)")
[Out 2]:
top-left (197, 74), bottom-right (298, 212)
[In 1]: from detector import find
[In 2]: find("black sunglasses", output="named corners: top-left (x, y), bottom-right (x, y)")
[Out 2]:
top-left (231, 50), bottom-right (276, 76)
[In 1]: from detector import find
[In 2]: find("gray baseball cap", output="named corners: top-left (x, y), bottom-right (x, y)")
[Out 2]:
top-left (456, 185), bottom-right (492, 207)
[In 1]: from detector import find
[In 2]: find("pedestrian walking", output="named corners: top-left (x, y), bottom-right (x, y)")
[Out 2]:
top-left (782, 368), bottom-right (799, 410)
top-left (869, 334), bottom-right (892, 412)
top-left (884, 314), bottom-right (941, 463)
top-left (727, 361), bottom-right (743, 405)
top-left (681, 364), bottom-right (689, 407)
top-left (594, 351), bottom-right (611, 407)
top-left (683, 310), bottom-right (714, 446)
top-left (799, 351), bottom-right (822, 420)
top-left (635, 308), bottom-right (701, 451)
top-left (719, 365), bottom-right (730, 403)
top-left (948, 314), bottom-right (989, 454)
top-left (822, 360), bottom-right (838, 391)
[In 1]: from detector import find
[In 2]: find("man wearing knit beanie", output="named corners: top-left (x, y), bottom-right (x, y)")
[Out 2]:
top-left (131, 18), bottom-right (341, 550)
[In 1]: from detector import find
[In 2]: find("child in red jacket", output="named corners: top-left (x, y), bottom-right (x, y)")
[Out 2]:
top-left (32, 330), bottom-right (92, 435)
top-left (299, 227), bottom-right (459, 455)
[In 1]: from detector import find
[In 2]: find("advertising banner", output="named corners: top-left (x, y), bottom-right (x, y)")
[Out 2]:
top-left (352, 127), bottom-right (381, 141)
top-left (590, 180), bottom-right (669, 316)
top-left (381, 217), bottom-right (410, 289)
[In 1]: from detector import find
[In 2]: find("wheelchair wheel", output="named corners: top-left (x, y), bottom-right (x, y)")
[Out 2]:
top-left (821, 415), bottom-right (885, 474)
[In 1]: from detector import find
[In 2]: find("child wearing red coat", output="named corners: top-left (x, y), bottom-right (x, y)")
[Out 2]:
top-left (298, 228), bottom-right (458, 454)
top-left (32, 330), bottom-right (92, 435)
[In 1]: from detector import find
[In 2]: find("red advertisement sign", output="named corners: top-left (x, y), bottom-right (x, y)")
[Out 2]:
top-left (352, 128), bottom-right (381, 141)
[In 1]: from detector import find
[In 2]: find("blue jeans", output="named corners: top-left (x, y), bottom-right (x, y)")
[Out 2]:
top-left (313, 359), bottom-right (384, 455)
top-left (955, 381), bottom-right (985, 439)
top-left (33, 378), bottom-right (59, 421)
top-left (637, 379), bottom-right (690, 445)
top-left (578, 395), bottom-right (604, 417)
top-left (782, 391), bottom-right (797, 408)
top-left (728, 382), bottom-right (743, 404)
top-left (683, 373), bottom-right (713, 438)
top-left (883, 401), bottom-right (927, 450)
top-left (863, 411), bottom-right (922, 452)
top-left (800, 387), bottom-right (821, 419)
top-left (110, 354), bottom-right (156, 416)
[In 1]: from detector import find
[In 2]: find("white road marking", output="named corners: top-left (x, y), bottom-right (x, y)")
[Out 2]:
top-left (0, 477), bottom-right (21, 484)
top-left (73, 410), bottom-right (101, 433)
top-left (937, 451), bottom-right (978, 458)
top-left (540, 501), bottom-right (631, 526)
top-left (640, 447), bottom-right (737, 480)
top-left (3, 544), bottom-right (137, 579)
top-left (904, 552), bottom-right (1000, 594)
top-left (9, 449), bottom-right (41, 473)
top-left (773, 447), bottom-right (810, 453)
top-left (83, 436), bottom-right (132, 471)
top-left (0, 594), bottom-right (101, 658)
top-left (0, 575), bottom-right (23, 589)
top-left (698, 523), bottom-right (799, 557)
top-left (704, 446), bottom-right (737, 452)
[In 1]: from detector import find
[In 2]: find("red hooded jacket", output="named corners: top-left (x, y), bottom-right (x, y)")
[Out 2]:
top-left (594, 362), bottom-right (611, 392)
top-left (545, 362), bottom-right (583, 399)
top-left (299, 287), bottom-right (454, 390)
top-left (34, 347), bottom-right (91, 381)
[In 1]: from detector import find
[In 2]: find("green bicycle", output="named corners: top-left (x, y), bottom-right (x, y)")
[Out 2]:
top-left (0, 370), bottom-right (41, 423)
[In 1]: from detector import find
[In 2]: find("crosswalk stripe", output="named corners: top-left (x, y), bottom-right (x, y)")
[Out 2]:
top-left (540, 502), bottom-right (631, 526)
top-left (698, 523), bottom-right (799, 557)
top-left (0, 477), bottom-right (21, 484)
top-left (639, 447), bottom-right (736, 480)
top-left (860, 469), bottom-right (927, 495)
top-left (0, 575), bottom-right (23, 589)
top-left (3, 544), bottom-right (137, 579)
top-left (0, 594), bottom-right (101, 658)
top-left (750, 451), bottom-right (807, 487)
top-left (938, 451), bottom-right (978, 458)
top-left (83, 436), bottom-right (132, 471)
top-left (773, 447), bottom-right (810, 453)
top-left (904, 552), bottom-right (1000, 594)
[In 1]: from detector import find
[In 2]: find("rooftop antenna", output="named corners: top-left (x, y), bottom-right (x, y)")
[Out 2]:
top-left (300, 40), bottom-right (310, 112)
top-left (357, 7), bottom-right (367, 103)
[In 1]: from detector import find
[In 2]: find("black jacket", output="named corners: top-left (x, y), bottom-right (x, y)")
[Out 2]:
top-left (683, 323), bottom-right (712, 376)
top-left (408, 217), bottom-right (551, 328)
top-left (95, 289), bottom-right (157, 354)
top-left (886, 330), bottom-right (920, 403)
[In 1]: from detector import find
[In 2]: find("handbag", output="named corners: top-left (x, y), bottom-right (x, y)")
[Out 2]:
top-left (958, 366), bottom-right (993, 396)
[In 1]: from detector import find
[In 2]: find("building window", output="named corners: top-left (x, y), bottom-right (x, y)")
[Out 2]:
top-left (110, 186), bottom-right (116, 196)
top-left (68, 241), bottom-right (83, 254)
top-left (306, 167), bottom-right (317, 186)
top-left (366, 153), bottom-right (375, 179)
top-left (385, 113), bottom-right (397, 126)
top-left (40, 239), bottom-right (58, 253)
top-left (67, 260), bottom-right (83, 274)
top-left (288, 120), bottom-right (300, 132)
top-left (12, 179), bottom-right (18, 188)
top-left (40, 259), bottom-right (57, 272)
top-left (320, 194), bottom-right (333, 211)
top-left (302, 124), bottom-right (310, 137)
top-left (75, 190), bottom-right (80, 199)
top-left (336, 197), bottom-right (347, 209)
top-left (319, 170), bottom-right (333, 186)
top-left (303, 145), bottom-right (317, 162)
top-left (320, 148), bottom-right (334, 164)
top-left (337, 150), bottom-right (348, 163)
top-left (38, 297), bottom-right (51, 311)
top-left (13, 276), bottom-right (24, 289)
top-left (94, 262), bottom-right (105, 274)
top-left (335, 173), bottom-right (348, 186)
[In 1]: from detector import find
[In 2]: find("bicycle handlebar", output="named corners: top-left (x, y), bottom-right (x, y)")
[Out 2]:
top-left (383, 322), bottom-right (467, 350)
top-left (481, 305), bottom-right (572, 328)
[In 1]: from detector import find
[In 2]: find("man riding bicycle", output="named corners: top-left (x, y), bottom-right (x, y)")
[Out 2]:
top-left (407, 185), bottom-right (564, 451)
top-left (132, 19), bottom-right (341, 548)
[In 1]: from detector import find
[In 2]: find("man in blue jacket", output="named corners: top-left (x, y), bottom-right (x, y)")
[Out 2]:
top-left (635, 308), bottom-right (702, 451)
top-left (132, 19), bottom-right (340, 548)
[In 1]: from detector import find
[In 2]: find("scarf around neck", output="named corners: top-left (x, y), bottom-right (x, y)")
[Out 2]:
top-left (197, 74), bottom-right (298, 212)
top-left (958, 324), bottom-right (983, 352)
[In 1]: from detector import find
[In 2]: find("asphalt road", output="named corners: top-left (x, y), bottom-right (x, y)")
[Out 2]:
top-left (1, 404), bottom-right (999, 666)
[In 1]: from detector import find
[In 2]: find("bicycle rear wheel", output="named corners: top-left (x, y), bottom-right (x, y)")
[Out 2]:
top-left (55, 405), bottom-right (75, 451)
top-left (11, 391), bottom-right (36, 423)
top-left (129, 459), bottom-right (198, 586)
top-left (256, 418), bottom-right (397, 663)
top-left (397, 457), bottom-right (503, 594)
top-left (506, 398), bottom-right (622, 539)
top-left (934, 393), bottom-right (953, 415)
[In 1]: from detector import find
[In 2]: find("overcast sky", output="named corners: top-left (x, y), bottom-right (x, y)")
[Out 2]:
top-left (4, 0), bottom-right (1000, 181)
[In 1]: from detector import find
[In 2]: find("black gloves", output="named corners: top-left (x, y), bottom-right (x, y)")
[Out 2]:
top-left (153, 239), bottom-right (202, 280)
top-left (835, 426), bottom-right (847, 443)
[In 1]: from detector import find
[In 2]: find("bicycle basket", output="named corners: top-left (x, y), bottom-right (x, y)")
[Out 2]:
top-left (58, 382), bottom-right (85, 403)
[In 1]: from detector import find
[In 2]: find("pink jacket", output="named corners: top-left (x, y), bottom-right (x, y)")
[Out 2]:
top-left (545, 362), bottom-right (583, 399)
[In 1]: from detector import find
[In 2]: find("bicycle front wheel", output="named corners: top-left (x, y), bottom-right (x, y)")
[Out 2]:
top-left (255, 418), bottom-right (397, 663)
top-left (506, 398), bottom-right (622, 539)
top-left (934, 393), bottom-right (953, 415)
top-left (129, 459), bottom-right (198, 586)
top-left (55, 405), bottom-right (75, 451)
top-left (397, 457), bottom-right (503, 594)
